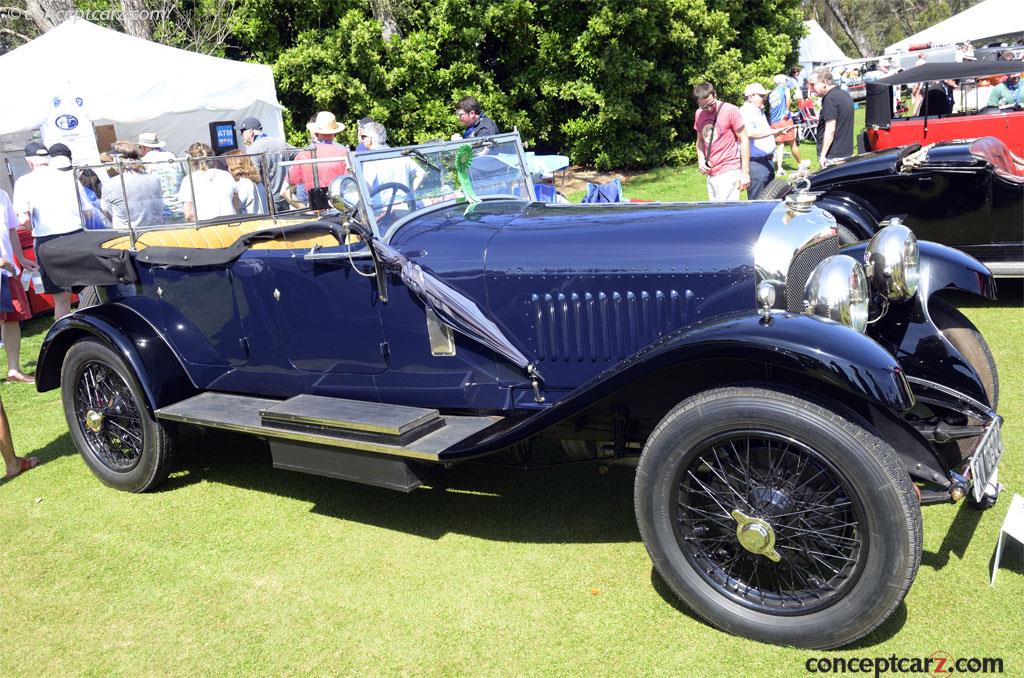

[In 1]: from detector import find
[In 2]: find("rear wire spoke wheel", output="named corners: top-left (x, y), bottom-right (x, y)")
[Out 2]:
top-left (635, 386), bottom-right (921, 649)
top-left (74, 360), bottom-right (145, 472)
top-left (61, 338), bottom-right (176, 492)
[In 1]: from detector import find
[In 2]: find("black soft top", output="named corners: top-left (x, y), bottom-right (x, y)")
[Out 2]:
top-left (38, 220), bottom-right (340, 288)
top-left (876, 59), bottom-right (1024, 86)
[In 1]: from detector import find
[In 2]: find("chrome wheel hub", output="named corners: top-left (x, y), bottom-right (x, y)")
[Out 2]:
top-left (85, 409), bottom-right (105, 433)
top-left (731, 509), bottom-right (781, 562)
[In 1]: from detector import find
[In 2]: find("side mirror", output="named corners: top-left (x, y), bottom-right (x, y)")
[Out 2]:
top-left (329, 175), bottom-right (361, 211)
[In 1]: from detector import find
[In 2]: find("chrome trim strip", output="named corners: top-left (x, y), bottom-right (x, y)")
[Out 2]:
top-left (905, 375), bottom-right (995, 420)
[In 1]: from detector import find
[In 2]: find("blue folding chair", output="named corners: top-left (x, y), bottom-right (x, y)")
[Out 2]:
top-left (582, 179), bottom-right (623, 203)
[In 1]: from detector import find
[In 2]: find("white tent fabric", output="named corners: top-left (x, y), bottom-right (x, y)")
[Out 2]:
top-left (886, 0), bottom-right (1024, 53)
top-left (798, 20), bottom-right (849, 67)
top-left (0, 18), bottom-right (284, 178)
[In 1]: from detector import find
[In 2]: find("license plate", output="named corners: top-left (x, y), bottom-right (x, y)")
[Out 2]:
top-left (969, 416), bottom-right (1004, 503)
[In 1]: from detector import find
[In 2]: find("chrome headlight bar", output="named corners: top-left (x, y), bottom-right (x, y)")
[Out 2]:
top-left (801, 221), bottom-right (920, 332)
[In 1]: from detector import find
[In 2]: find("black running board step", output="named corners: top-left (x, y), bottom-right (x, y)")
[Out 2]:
top-left (260, 394), bottom-right (445, 445)
top-left (156, 392), bottom-right (501, 462)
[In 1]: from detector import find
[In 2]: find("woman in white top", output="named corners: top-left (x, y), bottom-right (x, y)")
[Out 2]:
top-left (224, 150), bottom-right (267, 215)
top-left (177, 143), bottom-right (239, 221)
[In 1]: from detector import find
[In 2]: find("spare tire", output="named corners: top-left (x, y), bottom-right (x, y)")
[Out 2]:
top-left (758, 178), bottom-right (793, 200)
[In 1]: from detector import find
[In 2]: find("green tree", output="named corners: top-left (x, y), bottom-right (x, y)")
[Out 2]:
top-left (265, 0), bottom-right (803, 168)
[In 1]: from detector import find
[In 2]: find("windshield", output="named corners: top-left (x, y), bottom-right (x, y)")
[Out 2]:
top-left (349, 132), bottom-right (532, 237)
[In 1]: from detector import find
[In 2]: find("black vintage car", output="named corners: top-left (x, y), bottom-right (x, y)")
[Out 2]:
top-left (762, 136), bottom-right (1024, 277)
top-left (36, 133), bottom-right (1006, 649)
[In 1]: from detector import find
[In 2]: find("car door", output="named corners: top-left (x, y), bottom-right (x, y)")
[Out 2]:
top-left (256, 243), bottom-right (388, 375)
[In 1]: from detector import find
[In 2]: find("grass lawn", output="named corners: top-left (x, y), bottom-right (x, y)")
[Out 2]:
top-left (3, 143), bottom-right (1023, 674)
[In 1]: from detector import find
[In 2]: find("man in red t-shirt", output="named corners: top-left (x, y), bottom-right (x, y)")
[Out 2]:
top-left (693, 82), bottom-right (750, 201)
top-left (283, 111), bottom-right (349, 207)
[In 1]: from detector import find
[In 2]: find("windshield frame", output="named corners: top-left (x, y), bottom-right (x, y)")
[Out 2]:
top-left (347, 131), bottom-right (534, 239)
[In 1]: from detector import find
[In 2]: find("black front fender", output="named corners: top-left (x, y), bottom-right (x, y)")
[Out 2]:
top-left (36, 303), bottom-right (197, 415)
top-left (445, 311), bottom-right (914, 459)
top-left (841, 239), bottom-right (997, 301)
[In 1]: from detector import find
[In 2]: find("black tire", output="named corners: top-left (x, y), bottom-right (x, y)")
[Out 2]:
top-left (76, 286), bottom-right (101, 310)
top-left (634, 386), bottom-right (921, 649)
top-left (758, 178), bottom-right (792, 200)
top-left (61, 338), bottom-right (176, 492)
top-left (929, 298), bottom-right (999, 409)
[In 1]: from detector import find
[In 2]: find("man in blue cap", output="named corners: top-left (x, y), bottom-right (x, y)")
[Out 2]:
top-left (239, 117), bottom-right (295, 212)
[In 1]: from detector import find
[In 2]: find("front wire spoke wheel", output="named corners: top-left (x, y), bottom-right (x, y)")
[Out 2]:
top-left (635, 386), bottom-right (921, 649)
top-left (675, 431), bottom-right (865, 615)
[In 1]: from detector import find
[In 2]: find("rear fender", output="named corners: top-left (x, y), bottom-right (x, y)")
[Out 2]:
top-left (36, 302), bottom-right (196, 415)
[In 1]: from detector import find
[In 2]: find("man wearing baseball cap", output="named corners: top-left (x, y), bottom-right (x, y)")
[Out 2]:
top-left (239, 117), bottom-right (295, 212)
top-left (12, 141), bottom-right (94, 320)
top-left (739, 82), bottom-right (792, 199)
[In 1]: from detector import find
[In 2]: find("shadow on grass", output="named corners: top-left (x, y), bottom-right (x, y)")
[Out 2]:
top-left (648, 567), bottom-right (908, 648)
top-left (0, 432), bottom-right (76, 487)
top-left (163, 429), bottom-right (640, 545)
top-left (921, 502), bottom-right (984, 570)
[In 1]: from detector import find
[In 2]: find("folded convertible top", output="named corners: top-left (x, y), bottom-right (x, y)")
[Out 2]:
top-left (38, 221), bottom-right (340, 288)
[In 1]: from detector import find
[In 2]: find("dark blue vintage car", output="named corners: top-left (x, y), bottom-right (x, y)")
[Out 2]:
top-left (36, 133), bottom-right (1005, 649)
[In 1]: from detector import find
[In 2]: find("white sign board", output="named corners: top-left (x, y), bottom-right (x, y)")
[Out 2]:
top-left (991, 493), bottom-right (1024, 584)
top-left (40, 91), bottom-right (100, 165)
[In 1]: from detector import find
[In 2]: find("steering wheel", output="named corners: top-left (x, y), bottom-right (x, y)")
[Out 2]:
top-left (368, 182), bottom-right (415, 226)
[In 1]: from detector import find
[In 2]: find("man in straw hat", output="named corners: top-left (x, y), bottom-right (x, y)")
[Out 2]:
top-left (138, 131), bottom-right (184, 220)
top-left (283, 111), bottom-right (349, 208)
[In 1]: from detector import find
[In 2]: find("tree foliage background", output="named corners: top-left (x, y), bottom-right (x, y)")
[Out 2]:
top-left (2, 0), bottom-right (980, 168)
top-left (234, 0), bottom-right (805, 168)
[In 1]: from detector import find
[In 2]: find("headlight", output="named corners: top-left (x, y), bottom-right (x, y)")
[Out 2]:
top-left (863, 220), bottom-right (919, 301)
top-left (328, 175), bottom-right (361, 211)
top-left (803, 255), bottom-right (869, 332)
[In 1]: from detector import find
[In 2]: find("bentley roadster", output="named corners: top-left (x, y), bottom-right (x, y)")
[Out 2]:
top-left (36, 133), bottom-right (1006, 649)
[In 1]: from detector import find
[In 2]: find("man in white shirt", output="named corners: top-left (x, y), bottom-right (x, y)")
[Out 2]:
top-left (12, 142), bottom-right (92, 320)
top-left (1, 187), bottom-right (39, 383)
top-left (739, 83), bottom-right (793, 199)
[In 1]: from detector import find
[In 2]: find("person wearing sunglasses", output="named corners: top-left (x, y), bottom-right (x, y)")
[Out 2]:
top-left (692, 82), bottom-right (750, 201)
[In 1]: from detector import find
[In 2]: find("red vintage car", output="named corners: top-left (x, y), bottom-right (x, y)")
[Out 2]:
top-left (864, 60), bottom-right (1024, 155)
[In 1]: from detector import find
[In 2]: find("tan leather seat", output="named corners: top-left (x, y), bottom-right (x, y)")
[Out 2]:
top-left (101, 220), bottom-right (340, 251)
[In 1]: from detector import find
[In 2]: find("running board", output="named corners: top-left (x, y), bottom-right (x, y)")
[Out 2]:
top-left (156, 393), bottom-right (502, 491)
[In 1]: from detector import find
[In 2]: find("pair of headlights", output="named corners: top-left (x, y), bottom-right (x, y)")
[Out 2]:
top-left (801, 222), bottom-right (920, 332)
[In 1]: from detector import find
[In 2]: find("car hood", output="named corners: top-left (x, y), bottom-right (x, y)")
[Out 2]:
top-left (389, 200), bottom-right (779, 383)
top-left (390, 199), bottom-right (777, 280)
top-left (809, 146), bottom-right (908, 186)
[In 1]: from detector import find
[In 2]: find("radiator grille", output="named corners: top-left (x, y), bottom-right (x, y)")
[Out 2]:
top-left (786, 236), bottom-right (841, 312)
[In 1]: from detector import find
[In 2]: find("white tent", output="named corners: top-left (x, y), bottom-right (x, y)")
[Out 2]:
top-left (798, 20), bottom-right (849, 69)
top-left (886, 0), bottom-right (1024, 53)
top-left (0, 19), bottom-right (284, 194)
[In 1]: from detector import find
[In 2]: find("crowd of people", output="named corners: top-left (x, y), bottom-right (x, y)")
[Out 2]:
top-left (693, 66), bottom-right (853, 201)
